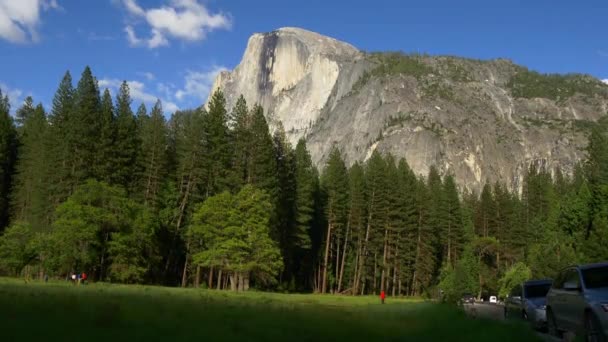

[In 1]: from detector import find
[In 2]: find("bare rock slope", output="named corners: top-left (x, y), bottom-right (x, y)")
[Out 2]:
top-left (209, 27), bottom-right (608, 193)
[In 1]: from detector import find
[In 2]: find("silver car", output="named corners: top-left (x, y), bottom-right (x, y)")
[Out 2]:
top-left (504, 279), bottom-right (552, 330)
top-left (546, 262), bottom-right (608, 341)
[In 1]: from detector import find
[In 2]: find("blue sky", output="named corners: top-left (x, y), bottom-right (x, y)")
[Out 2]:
top-left (0, 0), bottom-right (607, 114)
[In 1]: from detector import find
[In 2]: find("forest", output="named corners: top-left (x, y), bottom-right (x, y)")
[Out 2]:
top-left (0, 66), bottom-right (607, 299)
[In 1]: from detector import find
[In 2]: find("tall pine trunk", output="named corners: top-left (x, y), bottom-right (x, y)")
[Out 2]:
top-left (380, 228), bottom-right (388, 293)
top-left (337, 221), bottom-right (350, 293)
top-left (321, 222), bottom-right (332, 294)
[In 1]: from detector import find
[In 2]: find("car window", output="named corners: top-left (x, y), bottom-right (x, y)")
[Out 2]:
top-left (509, 285), bottom-right (521, 297)
top-left (581, 266), bottom-right (608, 289)
top-left (563, 269), bottom-right (581, 287)
top-left (524, 283), bottom-right (551, 298)
top-left (553, 271), bottom-right (566, 289)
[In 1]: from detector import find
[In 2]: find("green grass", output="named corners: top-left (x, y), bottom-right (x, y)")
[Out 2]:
top-left (0, 277), bottom-right (540, 341)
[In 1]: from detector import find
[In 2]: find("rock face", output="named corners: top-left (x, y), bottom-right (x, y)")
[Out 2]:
top-left (209, 27), bottom-right (608, 193)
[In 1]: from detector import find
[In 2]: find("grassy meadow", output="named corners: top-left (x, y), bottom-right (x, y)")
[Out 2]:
top-left (0, 278), bottom-right (540, 341)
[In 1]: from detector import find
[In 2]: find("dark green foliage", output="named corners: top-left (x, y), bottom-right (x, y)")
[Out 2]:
top-left (0, 90), bottom-right (16, 231)
top-left (48, 180), bottom-right (154, 282)
top-left (97, 89), bottom-right (115, 183)
top-left (112, 81), bottom-right (139, 192)
top-left (320, 147), bottom-right (349, 293)
top-left (46, 72), bottom-right (75, 207)
top-left (188, 185), bottom-right (283, 288)
top-left (507, 68), bottom-right (607, 101)
top-left (71, 66), bottom-right (103, 184)
top-left (138, 100), bottom-right (168, 206)
top-left (247, 105), bottom-right (278, 197)
top-left (294, 139), bottom-right (315, 251)
top-left (203, 90), bottom-right (233, 195)
top-left (368, 52), bottom-right (434, 80)
top-left (11, 103), bottom-right (50, 231)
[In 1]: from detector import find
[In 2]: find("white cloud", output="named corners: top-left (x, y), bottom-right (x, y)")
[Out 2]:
top-left (98, 78), bottom-right (179, 114)
top-left (0, 0), bottom-right (58, 43)
top-left (138, 72), bottom-right (155, 81)
top-left (175, 66), bottom-right (227, 102)
top-left (123, 0), bottom-right (144, 16)
top-left (603, 79), bottom-right (608, 85)
top-left (120, 0), bottom-right (231, 48)
top-left (124, 25), bottom-right (141, 46)
top-left (0, 82), bottom-right (24, 110)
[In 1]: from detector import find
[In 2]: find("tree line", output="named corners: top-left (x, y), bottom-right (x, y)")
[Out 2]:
top-left (0, 66), bottom-right (607, 296)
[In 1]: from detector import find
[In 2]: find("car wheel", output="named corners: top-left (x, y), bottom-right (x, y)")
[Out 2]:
top-left (547, 309), bottom-right (562, 338)
top-left (585, 313), bottom-right (606, 342)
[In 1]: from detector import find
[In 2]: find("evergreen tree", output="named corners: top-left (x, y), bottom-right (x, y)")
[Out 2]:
top-left (320, 147), bottom-right (349, 293)
top-left (11, 103), bottom-right (50, 230)
top-left (443, 175), bottom-right (464, 265)
top-left (0, 90), bottom-right (16, 231)
top-left (188, 185), bottom-right (283, 291)
top-left (98, 89), bottom-right (115, 183)
top-left (71, 66), bottom-right (103, 185)
top-left (411, 176), bottom-right (436, 296)
top-left (361, 151), bottom-right (388, 294)
top-left (230, 95), bottom-right (250, 187)
top-left (247, 104), bottom-right (277, 197)
top-left (427, 166), bottom-right (444, 276)
top-left (349, 161), bottom-right (367, 294)
top-left (112, 81), bottom-right (139, 191)
top-left (139, 100), bottom-right (168, 206)
top-left (203, 90), bottom-right (233, 196)
top-left (294, 139), bottom-right (315, 251)
top-left (47, 71), bottom-right (75, 206)
top-left (273, 123), bottom-right (297, 283)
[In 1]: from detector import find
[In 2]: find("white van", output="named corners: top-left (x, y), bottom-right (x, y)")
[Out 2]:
top-left (489, 296), bottom-right (498, 304)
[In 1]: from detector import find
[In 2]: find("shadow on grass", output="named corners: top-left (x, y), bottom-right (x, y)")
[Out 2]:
top-left (0, 278), bottom-right (541, 342)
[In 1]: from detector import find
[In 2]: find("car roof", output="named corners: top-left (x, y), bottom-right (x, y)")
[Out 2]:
top-left (523, 279), bottom-right (552, 285)
top-left (576, 262), bottom-right (608, 270)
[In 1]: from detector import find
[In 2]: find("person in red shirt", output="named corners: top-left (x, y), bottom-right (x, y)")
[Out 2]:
top-left (81, 272), bottom-right (87, 285)
top-left (380, 290), bottom-right (386, 304)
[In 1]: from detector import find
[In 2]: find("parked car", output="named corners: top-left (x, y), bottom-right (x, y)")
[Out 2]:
top-left (490, 296), bottom-right (498, 304)
top-left (460, 293), bottom-right (476, 305)
top-left (504, 279), bottom-right (552, 330)
top-left (546, 262), bottom-right (608, 341)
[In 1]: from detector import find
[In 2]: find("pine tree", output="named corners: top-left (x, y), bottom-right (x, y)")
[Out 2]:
top-left (427, 166), bottom-right (444, 277)
top-left (230, 95), bottom-right (250, 188)
top-left (396, 158), bottom-right (418, 295)
top-left (443, 175), bottom-right (464, 265)
top-left (139, 100), bottom-right (168, 206)
top-left (0, 90), bottom-right (16, 231)
top-left (349, 161), bottom-right (367, 294)
top-left (203, 90), bottom-right (233, 196)
top-left (47, 71), bottom-right (75, 206)
top-left (11, 102), bottom-right (50, 230)
top-left (320, 147), bottom-right (349, 293)
top-left (169, 109), bottom-right (207, 285)
top-left (247, 104), bottom-right (277, 197)
top-left (273, 123), bottom-right (297, 283)
top-left (112, 81), bottom-right (139, 191)
top-left (411, 176), bottom-right (436, 296)
top-left (98, 89), bottom-right (115, 183)
top-left (71, 66), bottom-right (103, 185)
top-left (294, 139), bottom-right (315, 251)
top-left (292, 139), bottom-right (316, 288)
top-left (361, 151), bottom-right (388, 294)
